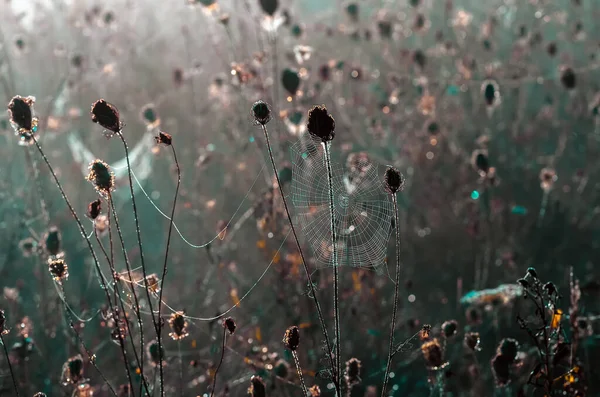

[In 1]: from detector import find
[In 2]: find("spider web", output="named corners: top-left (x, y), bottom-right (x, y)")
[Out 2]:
top-left (290, 136), bottom-right (393, 271)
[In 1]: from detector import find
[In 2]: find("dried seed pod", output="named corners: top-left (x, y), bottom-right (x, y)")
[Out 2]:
top-left (248, 375), bottom-right (266, 397)
top-left (283, 325), bottom-right (300, 350)
top-left (384, 166), bottom-right (405, 194)
top-left (87, 199), bottom-right (102, 220)
top-left (224, 317), bottom-right (236, 335)
top-left (421, 338), bottom-right (445, 368)
top-left (90, 99), bottom-right (121, 134)
top-left (168, 312), bottom-right (189, 340)
top-left (48, 257), bottom-right (69, 282)
top-left (281, 68), bottom-right (301, 96)
top-left (7, 95), bottom-right (39, 146)
top-left (155, 131), bottom-right (172, 146)
top-left (345, 357), bottom-right (362, 386)
top-left (251, 100), bottom-right (272, 125)
top-left (87, 159), bottom-right (115, 198)
top-left (307, 105), bottom-right (335, 142)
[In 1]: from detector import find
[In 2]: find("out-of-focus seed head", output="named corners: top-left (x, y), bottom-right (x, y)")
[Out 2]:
top-left (87, 199), bottom-right (102, 220)
top-left (90, 99), bottom-right (121, 135)
top-left (464, 332), bottom-right (481, 351)
top-left (384, 166), bottom-right (405, 194)
top-left (421, 338), bottom-right (446, 369)
top-left (19, 238), bottom-right (38, 257)
top-left (147, 339), bottom-right (165, 367)
top-left (140, 103), bottom-right (160, 129)
top-left (281, 68), bottom-right (301, 96)
top-left (168, 311), bottom-right (189, 340)
top-left (48, 257), bottom-right (69, 282)
top-left (224, 317), bottom-right (236, 335)
top-left (491, 354), bottom-right (511, 386)
top-left (117, 384), bottom-right (132, 397)
top-left (259, 0), bottom-right (278, 16)
top-left (248, 375), bottom-right (266, 397)
top-left (33, 393), bottom-right (48, 397)
top-left (345, 357), bottom-right (362, 386)
top-left (7, 95), bottom-right (39, 146)
top-left (309, 385), bottom-right (321, 397)
top-left (539, 168), bottom-right (557, 192)
top-left (61, 354), bottom-right (84, 385)
top-left (145, 274), bottom-right (160, 293)
top-left (497, 338), bottom-right (519, 363)
top-left (346, 3), bottom-right (359, 21)
top-left (561, 67), bottom-right (576, 90)
top-left (307, 105), bottom-right (335, 142)
top-left (74, 383), bottom-right (94, 397)
top-left (471, 149), bottom-right (490, 176)
top-left (0, 309), bottom-right (8, 335)
top-left (43, 226), bottom-right (62, 256)
top-left (441, 320), bottom-right (459, 338)
top-left (274, 359), bottom-right (290, 378)
top-left (155, 131), bottom-right (172, 146)
top-left (283, 325), bottom-right (300, 351)
top-left (544, 282), bottom-right (557, 295)
top-left (87, 159), bottom-right (115, 198)
top-left (95, 214), bottom-right (110, 237)
top-left (251, 100), bottom-right (272, 125)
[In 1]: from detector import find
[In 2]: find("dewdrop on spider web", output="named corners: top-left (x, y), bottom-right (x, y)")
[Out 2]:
top-left (7, 95), bottom-right (39, 146)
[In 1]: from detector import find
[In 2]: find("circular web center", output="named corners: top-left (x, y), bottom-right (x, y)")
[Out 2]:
top-left (338, 194), bottom-right (350, 209)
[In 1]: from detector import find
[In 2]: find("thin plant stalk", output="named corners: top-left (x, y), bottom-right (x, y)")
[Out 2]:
top-left (156, 144), bottom-right (181, 397)
top-left (323, 142), bottom-right (342, 393)
top-left (95, 226), bottom-right (151, 396)
top-left (108, 194), bottom-right (147, 393)
top-left (1, 334), bottom-right (19, 397)
top-left (210, 327), bottom-right (227, 397)
top-left (29, 135), bottom-right (136, 390)
top-left (260, 124), bottom-right (338, 393)
top-left (381, 193), bottom-right (401, 396)
top-left (58, 284), bottom-right (119, 397)
top-left (116, 132), bottom-right (158, 394)
top-left (291, 350), bottom-right (309, 397)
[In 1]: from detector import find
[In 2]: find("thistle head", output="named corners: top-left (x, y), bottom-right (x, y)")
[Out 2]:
top-left (283, 325), bottom-right (300, 351)
top-left (384, 166), bottom-right (405, 194)
top-left (251, 100), bottom-right (272, 125)
top-left (90, 99), bottom-right (121, 136)
top-left (168, 311), bottom-right (189, 340)
top-left (48, 257), bottom-right (69, 282)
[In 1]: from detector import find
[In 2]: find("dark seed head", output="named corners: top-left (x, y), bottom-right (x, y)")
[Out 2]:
top-left (491, 354), bottom-right (512, 386)
top-left (544, 282), bottom-right (557, 295)
top-left (8, 95), bottom-right (34, 131)
top-left (283, 325), bottom-right (300, 350)
top-left (259, 0), bottom-right (278, 16)
top-left (441, 320), bottom-right (458, 338)
top-left (224, 317), bottom-right (236, 335)
top-left (464, 332), bottom-right (481, 351)
top-left (251, 100), bottom-right (272, 125)
top-left (87, 199), bottom-right (102, 220)
top-left (346, 3), bottom-right (359, 21)
top-left (87, 159), bottom-right (115, 198)
top-left (345, 357), bottom-right (361, 385)
top-left (547, 41), bottom-right (557, 56)
top-left (413, 49), bottom-right (426, 68)
top-left (248, 375), bottom-right (266, 397)
top-left (90, 99), bottom-right (121, 134)
top-left (472, 150), bottom-right (490, 175)
top-left (281, 68), bottom-right (301, 96)
top-left (384, 166), bottom-right (405, 194)
top-left (155, 131), bottom-right (172, 146)
top-left (62, 354), bottom-right (84, 385)
top-left (497, 338), bottom-right (519, 363)
top-left (307, 105), bottom-right (335, 142)
top-left (422, 339), bottom-right (445, 368)
top-left (146, 339), bottom-right (164, 366)
top-left (43, 226), bottom-right (62, 256)
top-left (48, 258), bottom-right (69, 282)
top-left (526, 267), bottom-right (537, 279)
top-left (560, 67), bottom-right (576, 90)
top-left (168, 312), bottom-right (189, 340)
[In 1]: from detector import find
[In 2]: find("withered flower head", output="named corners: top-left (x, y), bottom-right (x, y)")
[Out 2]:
top-left (61, 354), bottom-right (84, 385)
top-left (497, 338), bottom-right (519, 363)
top-left (283, 325), bottom-right (300, 351)
top-left (43, 226), bottom-right (62, 256)
top-left (345, 357), bottom-right (362, 386)
top-left (145, 274), bottom-right (160, 293)
top-left (441, 320), bottom-right (458, 338)
top-left (307, 105), bottom-right (335, 142)
top-left (146, 339), bottom-right (165, 367)
top-left (8, 95), bottom-right (39, 146)
top-left (90, 99), bottom-right (121, 135)
top-left (168, 311), bottom-right (189, 340)
top-left (248, 375), bottom-right (266, 397)
top-left (309, 385), bottom-right (321, 397)
top-left (87, 159), bottom-right (115, 198)
top-left (155, 131), bottom-right (172, 146)
top-left (384, 166), bottom-right (405, 194)
top-left (491, 354), bottom-right (512, 386)
top-left (224, 317), bottom-right (236, 335)
top-left (251, 100), bottom-right (272, 125)
top-left (421, 338), bottom-right (445, 369)
top-left (87, 199), bottom-right (102, 220)
top-left (0, 309), bottom-right (8, 335)
top-left (464, 332), bottom-right (481, 351)
top-left (48, 257), bottom-right (69, 282)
